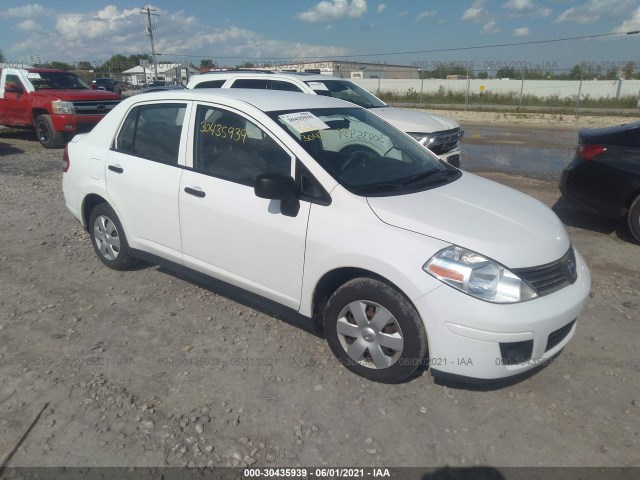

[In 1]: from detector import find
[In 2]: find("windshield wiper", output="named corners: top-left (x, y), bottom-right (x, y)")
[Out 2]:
top-left (399, 169), bottom-right (441, 186)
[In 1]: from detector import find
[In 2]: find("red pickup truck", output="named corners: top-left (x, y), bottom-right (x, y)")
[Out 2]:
top-left (0, 68), bottom-right (122, 148)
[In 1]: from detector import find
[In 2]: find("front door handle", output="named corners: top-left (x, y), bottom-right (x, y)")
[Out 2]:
top-left (184, 186), bottom-right (206, 198)
top-left (108, 164), bottom-right (123, 174)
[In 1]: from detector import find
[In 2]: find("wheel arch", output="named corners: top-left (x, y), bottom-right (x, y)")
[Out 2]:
top-left (311, 266), bottom-right (418, 331)
top-left (82, 193), bottom-right (108, 230)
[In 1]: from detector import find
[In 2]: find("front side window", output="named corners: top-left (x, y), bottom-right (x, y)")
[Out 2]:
top-left (114, 103), bottom-right (187, 164)
top-left (270, 107), bottom-right (459, 196)
top-left (193, 104), bottom-right (291, 186)
top-left (230, 79), bottom-right (269, 89)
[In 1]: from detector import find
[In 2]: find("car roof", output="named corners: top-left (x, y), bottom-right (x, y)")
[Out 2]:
top-left (132, 88), bottom-right (359, 112)
top-left (192, 71), bottom-right (351, 83)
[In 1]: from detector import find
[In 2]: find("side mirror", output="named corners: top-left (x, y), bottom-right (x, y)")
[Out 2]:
top-left (4, 82), bottom-right (23, 93)
top-left (254, 173), bottom-right (298, 201)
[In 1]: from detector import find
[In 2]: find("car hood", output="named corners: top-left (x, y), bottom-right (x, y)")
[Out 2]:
top-left (34, 89), bottom-right (122, 101)
top-left (366, 172), bottom-right (569, 268)
top-left (371, 106), bottom-right (460, 134)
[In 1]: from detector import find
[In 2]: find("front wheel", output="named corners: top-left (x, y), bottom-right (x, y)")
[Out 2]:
top-left (35, 114), bottom-right (67, 149)
top-left (89, 203), bottom-right (138, 270)
top-left (628, 194), bottom-right (640, 243)
top-left (324, 278), bottom-right (428, 383)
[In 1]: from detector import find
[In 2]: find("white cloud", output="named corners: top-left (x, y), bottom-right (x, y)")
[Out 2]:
top-left (377, 3), bottom-right (386, 13)
top-left (611, 6), bottom-right (640, 33)
top-left (503, 0), bottom-right (534, 12)
top-left (502, 0), bottom-right (551, 17)
top-left (17, 20), bottom-right (39, 31)
top-left (295, 0), bottom-right (367, 23)
top-left (462, 0), bottom-right (488, 22)
top-left (360, 22), bottom-right (375, 29)
top-left (1, 3), bottom-right (46, 17)
top-left (555, 0), bottom-right (635, 24)
top-left (416, 10), bottom-right (437, 22)
top-left (325, 24), bottom-right (333, 31)
top-left (481, 20), bottom-right (499, 33)
top-left (398, 10), bottom-right (408, 17)
top-left (4, 5), bottom-right (351, 63)
top-left (513, 27), bottom-right (530, 36)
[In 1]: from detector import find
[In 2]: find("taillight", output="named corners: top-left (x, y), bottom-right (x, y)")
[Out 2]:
top-left (577, 143), bottom-right (606, 161)
top-left (63, 145), bottom-right (70, 172)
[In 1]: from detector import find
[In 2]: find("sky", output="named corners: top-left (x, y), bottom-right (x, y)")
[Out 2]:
top-left (1, 0), bottom-right (639, 72)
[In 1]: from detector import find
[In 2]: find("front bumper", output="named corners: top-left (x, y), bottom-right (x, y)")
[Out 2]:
top-left (413, 248), bottom-right (590, 380)
top-left (50, 114), bottom-right (107, 134)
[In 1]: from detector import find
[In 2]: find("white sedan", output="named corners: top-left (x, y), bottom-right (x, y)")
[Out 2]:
top-left (62, 89), bottom-right (590, 383)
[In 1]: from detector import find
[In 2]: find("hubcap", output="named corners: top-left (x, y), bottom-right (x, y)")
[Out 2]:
top-left (336, 301), bottom-right (404, 369)
top-left (93, 215), bottom-right (121, 261)
top-left (38, 123), bottom-right (49, 143)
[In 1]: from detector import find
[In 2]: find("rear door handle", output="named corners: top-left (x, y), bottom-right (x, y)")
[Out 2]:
top-left (184, 186), bottom-right (206, 198)
top-left (108, 164), bottom-right (123, 174)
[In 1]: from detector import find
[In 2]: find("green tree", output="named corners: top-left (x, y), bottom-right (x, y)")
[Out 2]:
top-left (496, 67), bottom-right (518, 79)
top-left (49, 61), bottom-right (73, 70)
top-left (0, 49), bottom-right (5, 63)
top-left (200, 59), bottom-right (217, 69)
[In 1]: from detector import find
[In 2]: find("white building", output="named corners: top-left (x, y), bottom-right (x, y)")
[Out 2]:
top-left (122, 63), bottom-right (198, 86)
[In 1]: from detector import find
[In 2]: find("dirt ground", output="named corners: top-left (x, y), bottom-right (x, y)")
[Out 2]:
top-left (0, 113), bottom-right (639, 471)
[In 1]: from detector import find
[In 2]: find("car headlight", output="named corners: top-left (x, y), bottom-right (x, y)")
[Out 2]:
top-left (423, 246), bottom-right (538, 303)
top-left (51, 100), bottom-right (75, 114)
top-left (408, 132), bottom-right (436, 147)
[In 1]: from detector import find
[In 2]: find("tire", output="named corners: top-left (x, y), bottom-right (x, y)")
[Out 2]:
top-left (35, 114), bottom-right (67, 149)
top-left (324, 278), bottom-right (427, 383)
top-left (88, 203), bottom-right (138, 270)
top-left (628, 194), bottom-right (640, 243)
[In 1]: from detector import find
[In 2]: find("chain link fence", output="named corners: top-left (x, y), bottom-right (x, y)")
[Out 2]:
top-left (351, 70), bottom-right (640, 113)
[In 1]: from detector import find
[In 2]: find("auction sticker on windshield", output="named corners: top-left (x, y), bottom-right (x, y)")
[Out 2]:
top-left (307, 81), bottom-right (329, 91)
top-left (278, 112), bottom-right (329, 133)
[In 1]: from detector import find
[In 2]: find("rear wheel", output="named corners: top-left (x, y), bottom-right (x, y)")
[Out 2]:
top-left (628, 194), bottom-right (640, 243)
top-left (324, 278), bottom-right (427, 383)
top-left (89, 203), bottom-right (138, 270)
top-left (35, 114), bottom-right (67, 149)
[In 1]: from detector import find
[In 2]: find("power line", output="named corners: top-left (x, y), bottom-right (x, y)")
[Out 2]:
top-left (163, 30), bottom-right (639, 60)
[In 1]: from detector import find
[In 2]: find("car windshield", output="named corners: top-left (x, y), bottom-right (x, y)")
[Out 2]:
top-left (269, 107), bottom-right (460, 196)
top-left (304, 80), bottom-right (386, 108)
top-left (30, 72), bottom-right (90, 90)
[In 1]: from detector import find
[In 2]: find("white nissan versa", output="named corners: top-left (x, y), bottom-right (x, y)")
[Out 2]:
top-left (62, 89), bottom-right (590, 383)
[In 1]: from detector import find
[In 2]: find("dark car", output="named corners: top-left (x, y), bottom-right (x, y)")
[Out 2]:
top-left (560, 121), bottom-right (640, 242)
top-left (91, 78), bottom-right (122, 94)
top-left (139, 84), bottom-right (186, 94)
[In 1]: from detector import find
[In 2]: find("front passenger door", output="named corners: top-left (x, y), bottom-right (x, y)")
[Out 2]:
top-left (179, 104), bottom-right (310, 309)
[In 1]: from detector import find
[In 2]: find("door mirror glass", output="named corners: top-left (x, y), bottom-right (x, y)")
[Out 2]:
top-left (5, 82), bottom-right (23, 93)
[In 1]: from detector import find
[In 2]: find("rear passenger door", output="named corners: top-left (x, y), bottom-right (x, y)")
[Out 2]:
top-left (106, 101), bottom-right (191, 263)
top-left (179, 103), bottom-right (309, 309)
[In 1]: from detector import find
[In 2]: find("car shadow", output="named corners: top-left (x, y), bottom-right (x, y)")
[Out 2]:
top-left (0, 141), bottom-right (25, 155)
top-left (0, 128), bottom-right (37, 143)
top-left (552, 195), bottom-right (638, 244)
top-left (146, 259), bottom-right (324, 339)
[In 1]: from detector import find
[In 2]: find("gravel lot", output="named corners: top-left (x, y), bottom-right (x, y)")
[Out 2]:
top-left (0, 115), bottom-right (639, 471)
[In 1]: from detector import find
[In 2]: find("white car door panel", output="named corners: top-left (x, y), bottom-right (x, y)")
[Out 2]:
top-left (179, 103), bottom-right (309, 308)
top-left (105, 102), bottom-right (190, 263)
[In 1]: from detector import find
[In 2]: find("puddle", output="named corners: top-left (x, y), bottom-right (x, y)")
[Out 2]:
top-left (460, 125), bottom-right (578, 179)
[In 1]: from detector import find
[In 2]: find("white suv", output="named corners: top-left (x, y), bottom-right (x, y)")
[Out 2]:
top-left (187, 71), bottom-right (463, 166)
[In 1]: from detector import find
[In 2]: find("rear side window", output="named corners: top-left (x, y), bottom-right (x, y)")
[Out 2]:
top-left (231, 79), bottom-right (269, 89)
top-left (193, 80), bottom-right (225, 88)
top-left (114, 103), bottom-right (187, 164)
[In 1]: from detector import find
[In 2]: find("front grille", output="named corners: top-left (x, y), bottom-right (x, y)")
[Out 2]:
top-left (72, 100), bottom-right (121, 115)
top-left (546, 320), bottom-right (576, 352)
top-left (428, 128), bottom-right (463, 155)
top-left (513, 247), bottom-right (577, 297)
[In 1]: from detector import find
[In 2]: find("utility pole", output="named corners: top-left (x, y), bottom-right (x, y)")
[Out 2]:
top-left (140, 6), bottom-right (159, 82)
